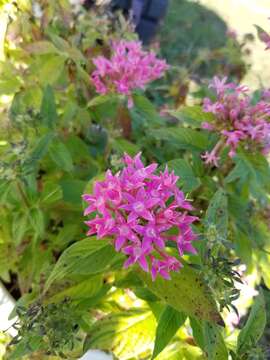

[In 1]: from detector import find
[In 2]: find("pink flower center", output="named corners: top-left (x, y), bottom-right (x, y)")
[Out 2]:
top-left (105, 218), bottom-right (114, 228)
top-left (133, 201), bottom-right (145, 212)
top-left (134, 246), bottom-right (142, 258)
top-left (146, 227), bottom-right (156, 237)
top-left (96, 197), bottom-right (104, 207)
top-left (120, 225), bottom-right (129, 236)
top-left (164, 209), bottom-right (173, 219)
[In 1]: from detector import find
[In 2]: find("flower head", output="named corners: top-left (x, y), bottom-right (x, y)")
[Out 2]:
top-left (83, 153), bottom-right (198, 280)
top-left (91, 40), bottom-right (168, 106)
top-left (201, 77), bottom-right (270, 166)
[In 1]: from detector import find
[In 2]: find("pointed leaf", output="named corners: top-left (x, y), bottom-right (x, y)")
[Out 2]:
top-left (203, 322), bottom-right (228, 360)
top-left (152, 127), bottom-right (214, 151)
top-left (44, 238), bottom-right (122, 292)
top-left (152, 306), bottom-right (186, 359)
top-left (40, 85), bottom-right (57, 127)
top-left (165, 158), bottom-right (201, 192)
top-left (49, 140), bottom-right (74, 172)
top-left (205, 189), bottom-right (228, 241)
top-left (237, 289), bottom-right (266, 355)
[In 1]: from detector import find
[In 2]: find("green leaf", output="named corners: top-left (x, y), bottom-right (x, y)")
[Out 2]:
top-left (40, 181), bottom-right (62, 206)
top-left (87, 94), bottom-right (117, 108)
top-left (84, 309), bottom-right (156, 359)
top-left (225, 156), bottom-right (250, 184)
top-left (49, 140), bottom-right (74, 172)
top-left (40, 85), bottom-right (57, 128)
top-left (46, 275), bottom-right (102, 303)
top-left (8, 340), bottom-right (31, 360)
top-left (44, 238), bottom-right (122, 292)
top-left (169, 105), bottom-right (215, 128)
top-left (112, 138), bottom-right (141, 156)
top-left (237, 289), bottom-right (266, 355)
top-left (28, 207), bottom-right (45, 238)
top-left (133, 93), bottom-right (163, 125)
top-left (152, 306), bottom-right (186, 359)
top-left (60, 179), bottom-right (87, 205)
top-left (165, 158), bottom-right (201, 192)
top-left (155, 340), bottom-right (205, 360)
top-left (25, 41), bottom-right (59, 55)
top-left (138, 265), bottom-right (224, 325)
top-left (12, 212), bottom-right (29, 245)
top-left (205, 189), bottom-right (228, 241)
top-left (190, 317), bottom-right (205, 350)
top-left (24, 132), bottom-right (53, 172)
top-left (38, 55), bottom-right (66, 85)
top-left (203, 322), bottom-right (228, 360)
top-left (152, 127), bottom-right (213, 151)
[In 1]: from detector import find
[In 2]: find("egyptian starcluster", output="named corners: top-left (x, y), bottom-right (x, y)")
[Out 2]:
top-left (91, 40), bottom-right (168, 106)
top-left (83, 153), bottom-right (198, 280)
top-left (201, 76), bottom-right (270, 166)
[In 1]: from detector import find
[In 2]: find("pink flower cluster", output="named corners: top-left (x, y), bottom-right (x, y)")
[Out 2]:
top-left (91, 40), bottom-right (168, 106)
top-left (201, 76), bottom-right (270, 166)
top-left (83, 153), bottom-right (198, 280)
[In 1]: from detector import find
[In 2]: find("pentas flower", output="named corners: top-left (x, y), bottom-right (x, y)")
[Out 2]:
top-left (201, 76), bottom-right (270, 166)
top-left (91, 40), bottom-right (168, 107)
top-left (83, 153), bottom-right (198, 280)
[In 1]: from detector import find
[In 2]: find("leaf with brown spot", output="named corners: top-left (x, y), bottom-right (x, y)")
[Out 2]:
top-left (138, 265), bottom-right (224, 325)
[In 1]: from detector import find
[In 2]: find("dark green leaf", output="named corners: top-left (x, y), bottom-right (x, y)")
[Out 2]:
top-left (49, 140), bottom-right (74, 172)
top-left (60, 179), bottom-right (86, 206)
top-left (40, 85), bottom-right (57, 127)
top-left (165, 158), bottom-right (201, 192)
top-left (24, 132), bottom-right (53, 172)
top-left (152, 127), bottom-right (214, 151)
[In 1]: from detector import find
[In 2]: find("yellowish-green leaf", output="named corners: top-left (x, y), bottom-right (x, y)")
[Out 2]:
top-left (156, 340), bottom-right (205, 360)
top-left (152, 306), bottom-right (186, 359)
top-left (46, 275), bottom-right (102, 303)
top-left (139, 265), bottom-right (224, 325)
top-left (44, 238), bottom-right (121, 292)
top-left (84, 310), bottom-right (156, 360)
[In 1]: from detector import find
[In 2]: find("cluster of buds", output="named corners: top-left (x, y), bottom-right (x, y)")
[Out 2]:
top-left (201, 77), bottom-right (270, 166)
top-left (83, 153), bottom-right (198, 280)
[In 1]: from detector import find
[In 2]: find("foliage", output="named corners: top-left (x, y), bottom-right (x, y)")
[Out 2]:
top-left (0, 1), bottom-right (269, 360)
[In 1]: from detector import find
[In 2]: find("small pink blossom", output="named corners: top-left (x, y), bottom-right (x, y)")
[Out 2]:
top-left (83, 153), bottom-right (198, 280)
top-left (201, 151), bottom-right (220, 167)
top-left (91, 40), bottom-right (168, 106)
top-left (201, 77), bottom-right (270, 165)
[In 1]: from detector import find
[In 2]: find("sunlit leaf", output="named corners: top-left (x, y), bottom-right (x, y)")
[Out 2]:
top-left (139, 265), bottom-right (224, 325)
top-left (44, 238), bottom-right (123, 292)
top-left (152, 306), bottom-right (186, 359)
top-left (84, 309), bottom-right (156, 360)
